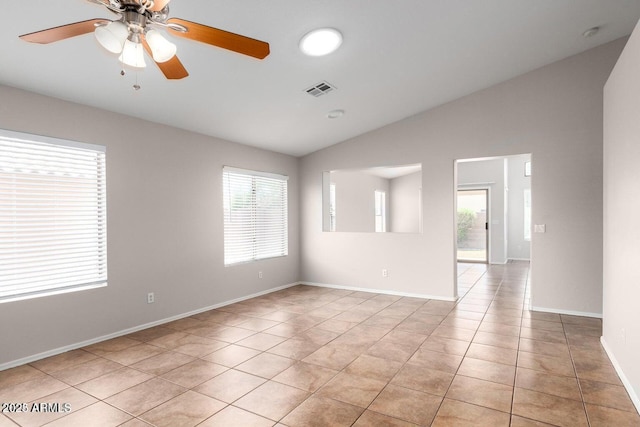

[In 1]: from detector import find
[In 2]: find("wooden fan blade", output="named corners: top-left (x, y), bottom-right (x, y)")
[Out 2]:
top-left (142, 38), bottom-right (189, 79)
top-left (167, 18), bottom-right (270, 59)
top-left (19, 19), bottom-right (109, 44)
top-left (149, 0), bottom-right (171, 12)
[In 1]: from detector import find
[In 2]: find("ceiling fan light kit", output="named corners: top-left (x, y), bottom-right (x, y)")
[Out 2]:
top-left (94, 20), bottom-right (128, 53)
top-left (19, 0), bottom-right (270, 80)
top-left (119, 37), bottom-right (146, 68)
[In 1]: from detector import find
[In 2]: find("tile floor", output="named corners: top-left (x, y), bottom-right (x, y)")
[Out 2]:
top-left (1, 261), bottom-right (639, 426)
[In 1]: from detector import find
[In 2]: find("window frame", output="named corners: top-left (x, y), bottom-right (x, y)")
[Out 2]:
top-left (0, 129), bottom-right (107, 303)
top-left (222, 166), bottom-right (288, 266)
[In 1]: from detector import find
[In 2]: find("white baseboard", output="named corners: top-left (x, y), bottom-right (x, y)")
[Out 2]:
top-left (530, 305), bottom-right (602, 319)
top-left (0, 282), bottom-right (299, 371)
top-left (302, 281), bottom-right (456, 302)
top-left (600, 337), bottom-right (640, 414)
top-left (508, 258), bottom-right (531, 262)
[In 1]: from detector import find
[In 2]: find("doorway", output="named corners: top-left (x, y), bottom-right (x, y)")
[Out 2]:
top-left (457, 189), bottom-right (488, 263)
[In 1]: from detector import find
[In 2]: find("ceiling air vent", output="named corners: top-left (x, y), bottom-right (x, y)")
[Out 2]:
top-left (305, 81), bottom-right (336, 97)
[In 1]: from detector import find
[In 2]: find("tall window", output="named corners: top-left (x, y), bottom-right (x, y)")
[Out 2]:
top-left (0, 129), bottom-right (107, 303)
top-left (374, 190), bottom-right (386, 232)
top-left (223, 167), bottom-right (288, 266)
top-left (524, 188), bottom-right (532, 241)
top-left (329, 183), bottom-right (336, 232)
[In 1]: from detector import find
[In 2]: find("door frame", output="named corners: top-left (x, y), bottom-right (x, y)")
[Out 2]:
top-left (456, 187), bottom-right (490, 264)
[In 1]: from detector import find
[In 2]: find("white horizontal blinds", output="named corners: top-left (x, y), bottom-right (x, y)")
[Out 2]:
top-left (0, 132), bottom-right (107, 301)
top-left (223, 167), bottom-right (288, 266)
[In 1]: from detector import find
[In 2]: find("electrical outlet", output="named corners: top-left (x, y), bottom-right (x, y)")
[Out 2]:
top-left (147, 292), bottom-right (154, 304)
top-left (258, 271), bottom-right (263, 279)
top-left (382, 269), bottom-right (388, 277)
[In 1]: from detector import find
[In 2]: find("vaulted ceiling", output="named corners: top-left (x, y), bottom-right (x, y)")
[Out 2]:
top-left (2, 1), bottom-right (639, 156)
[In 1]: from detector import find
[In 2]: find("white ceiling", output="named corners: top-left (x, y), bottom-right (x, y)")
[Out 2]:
top-left (1, 1), bottom-right (639, 157)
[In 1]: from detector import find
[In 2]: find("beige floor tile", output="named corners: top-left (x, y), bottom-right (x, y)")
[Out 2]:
top-left (517, 351), bottom-right (575, 377)
top-left (466, 342), bottom-right (518, 365)
top-left (352, 410), bottom-right (419, 426)
top-left (118, 418), bottom-right (155, 427)
top-left (515, 367), bottom-right (581, 401)
top-left (574, 359), bottom-right (623, 385)
top-left (522, 318), bottom-right (565, 332)
top-left (234, 381), bottom-right (310, 421)
top-left (272, 361), bottom-right (338, 392)
top-left (104, 377), bottom-right (186, 416)
top-left (446, 375), bottom-right (513, 412)
top-left (519, 327), bottom-right (567, 344)
top-left (512, 387), bottom-right (588, 427)
top-left (302, 345), bottom-right (360, 370)
top-left (194, 369), bottom-right (265, 403)
top-left (317, 372), bottom-right (386, 407)
top-left (579, 378), bottom-right (637, 412)
top-left (161, 359), bottom-right (228, 388)
top-left (84, 337), bottom-right (140, 354)
top-left (76, 367), bottom-right (153, 400)
top-left (96, 343), bottom-right (165, 365)
top-left (432, 399), bottom-right (510, 427)
top-left (281, 396), bottom-right (363, 427)
top-left (202, 344), bottom-right (261, 367)
top-left (344, 354), bottom-right (403, 382)
top-left (366, 340), bottom-right (418, 363)
top-left (0, 414), bottom-right (18, 427)
top-left (130, 351), bottom-right (195, 375)
top-left (235, 352), bottom-right (296, 379)
top-left (585, 403), bottom-right (640, 427)
top-left (510, 415), bottom-right (556, 426)
top-left (473, 331), bottom-right (519, 350)
top-left (420, 335), bottom-right (470, 356)
top-left (519, 338), bottom-right (570, 358)
top-left (266, 338), bottom-right (321, 360)
top-left (49, 357), bottom-right (123, 386)
top-left (293, 327), bottom-right (340, 346)
top-left (369, 384), bottom-right (442, 425)
top-left (407, 348), bottom-right (463, 374)
top-left (236, 318), bottom-right (280, 332)
top-left (457, 357), bottom-right (515, 386)
top-left (235, 332), bottom-right (287, 351)
top-left (0, 365), bottom-right (46, 389)
top-left (391, 363), bottom-right (454, 396)
top-left (478, 322), bottom-right (520, 337)
top-left (432, 325), bottom-right (476, 341)
top-left (5, 386), bottom-right (97, 427)
top-left (0, 375), bottom-right (68, 403)
top-left (197, 405), bottom-right (274, 427)
top-left (140, 390), bottom-right (225, 427)
top-left (29, 350), bottom-right (98, 374)
top-left (126, 326), bottom-right (175, 342)
top-left (44, 402), bottom-right (131, 427)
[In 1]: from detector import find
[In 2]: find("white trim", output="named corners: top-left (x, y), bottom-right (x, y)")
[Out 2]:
top-left (0, 282), bottom-right (298, 371)
top-left (223, 165), bottom-right (288, 181)
top-left (531, 305), bottom-right (602, 319)
top-left (302, 281), bottom-right (456, 302)
top-left (0, 128), bottom-right (106, 152)
top-left (508, 257), bottom-right (531, 262)
top-left (600, 337), bottom-right (640, 414)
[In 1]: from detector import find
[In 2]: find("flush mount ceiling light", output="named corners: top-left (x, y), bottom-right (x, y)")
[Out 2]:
top-left (300, 28), bottom-right (343, 56)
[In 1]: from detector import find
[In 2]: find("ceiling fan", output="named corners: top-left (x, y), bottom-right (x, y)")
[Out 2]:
top-left (19, 0), bottom-right (270, 80)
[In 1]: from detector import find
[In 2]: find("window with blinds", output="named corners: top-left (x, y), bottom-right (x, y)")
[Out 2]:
top-left (0, 129), bottom-right (107, 303)
top-left (223, 167), bottom-right (288, 266)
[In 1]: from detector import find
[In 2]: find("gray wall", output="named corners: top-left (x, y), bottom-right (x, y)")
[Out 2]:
top-left (507, 154), bottom-right (532, 260)
top-left (603, 23), bottom-right (640, 410)
top-left (330, 170), bottom-right (390, 232)
top-left (457, 158), bottom-right (506, 264)
top-left (300, 39), bottom-right (625, 313)
top-left (389, 171), bottom-right (421, 233)
top-left (0, 85), bottom-right (300, 366)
